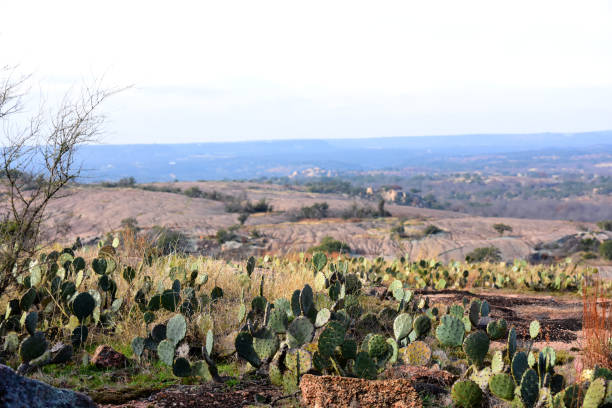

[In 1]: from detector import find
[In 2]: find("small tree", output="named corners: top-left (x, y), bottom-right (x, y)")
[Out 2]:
top-left (238, 213), bottom-right (249, 225)
top-left (465, 246), bottom-right (502, 263)
top-left (0, 67), bottom-right (120, 296)
top-left (493, 223), bottom-right (513, 236)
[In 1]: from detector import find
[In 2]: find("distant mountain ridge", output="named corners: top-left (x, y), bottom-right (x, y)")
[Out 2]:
top-left (77, 130), bottom-right (612, 182)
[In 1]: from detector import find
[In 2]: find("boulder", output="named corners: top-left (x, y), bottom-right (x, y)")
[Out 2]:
top-left (90, 345), bottom-right (128, 369)
top-left (0, 363), bottom-right (96, 407)
top-left (300, 374), bottom-right (422, 408)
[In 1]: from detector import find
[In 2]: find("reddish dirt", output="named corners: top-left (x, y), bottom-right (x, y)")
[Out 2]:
top-left (299, 374), bottom-right (422, 408)
top-left (417, 289), bottom-right (584, 347)
top-left (99, 378), bottom-right (284, 408)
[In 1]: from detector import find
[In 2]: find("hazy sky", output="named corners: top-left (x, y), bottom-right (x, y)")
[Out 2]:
top-left (3, 1), bottom-right (612, 143)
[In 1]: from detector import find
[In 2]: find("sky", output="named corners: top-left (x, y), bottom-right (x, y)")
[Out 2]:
top-left (3, 0), bottom-right (612, 144)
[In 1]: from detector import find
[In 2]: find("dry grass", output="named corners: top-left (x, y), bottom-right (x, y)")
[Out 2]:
top-left (582, 279), bottom-right (612, 370)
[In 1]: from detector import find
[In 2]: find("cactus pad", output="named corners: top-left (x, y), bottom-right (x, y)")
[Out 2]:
top-left (318, 321), bottom-right (345, 358)
top-left (489, 373), bottom-right (515, 401)
top-left (235, 331), bottom-right (261, 368)
top-left (24, 311), bottom-right (38, 336)
top-left (486, 318), bottom-right (508, 340)
top-left (507, 327), bottom-right (517, 361)
top-left (71, 325), bottom-right (88, 348)
top-left (285, 348), bottom-right (313, 376)
top-left (413, 314), bottom-right (432, 338)
top-left (73, 292), bottom-right (96, 322)
top-left (166, 314), bottom-right (187, 346)
top-left (520, 368), bottom-right (539, 408)
top-left (367, 334), bottom-right (389, 359)
top-left (267, 307), bottom-right (288, 334)
top-left (393, 313), bottom-right (412, 341)
top-left (131, 337), bottom-right (145, 358)
top-left (20, 332), bottom-right (47, 362)
top-left (463, 331), bottom-right (490, 367)
top-left (436, 315), bottom-right (465, 347)
top-left (400, 341), bottom-right (432, 366)
top-left (451, 380), bottom-right (483, 408)
top-left (299, 284), bottom-right (314, 315)
top-left (172, 357), bottom-right (192, 377)
top-left (315, 308), bottom-right (331, 328)
top-left (583, 378), bottom-right (606, 408)
top-left (253, 330), bottom-right (279, 361)
top-left (287, 316), bottom-right (314, 348)
top-left (529, 320), bottom-right (540, 339)
top-left (512, 351), bottom-right (529, 385)
top-left (157, 339), bottom-right (175, 366)
top-left (354, 351), bottom-right (377, 379)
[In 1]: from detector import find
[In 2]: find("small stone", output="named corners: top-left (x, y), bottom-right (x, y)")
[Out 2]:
top-left (91, 345), bottom-right (128, 369)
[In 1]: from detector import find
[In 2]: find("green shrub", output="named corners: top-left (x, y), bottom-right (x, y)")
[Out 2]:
top-left (466, 246), bottom-right (502, 263)
top-left (599, 240), bottom-right (612, 260)
top-left (148, 226), bottom-right (190, 254)
top-left (309, 236), bottom-right (351, 253)
top-left (216, 228), bottom-right (237, 244)
top-left (597, 220), bottom-right (612, 231)
top-left (423, 225), bottom-right (443, 236)
top-left (297, 202), bottom-right (329, 220)
top-left (493, 223), bottom-right (513, 235)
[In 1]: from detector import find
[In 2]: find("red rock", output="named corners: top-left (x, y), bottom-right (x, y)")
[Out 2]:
top-left (91, 345), bottom-right (128, 369)
top-left (300, 374), bottom-right (422, 408)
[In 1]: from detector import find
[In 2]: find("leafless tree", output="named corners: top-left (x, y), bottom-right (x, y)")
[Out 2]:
top-left (0, 66), bottom-right (120, 296)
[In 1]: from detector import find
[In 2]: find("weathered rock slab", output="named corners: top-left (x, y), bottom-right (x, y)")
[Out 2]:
top-left (0, 363), bottom-right (96, 408)
top-left (300, 374), bottom-right (422, 408)
top-left (91, 345), bottom-right (128, 369)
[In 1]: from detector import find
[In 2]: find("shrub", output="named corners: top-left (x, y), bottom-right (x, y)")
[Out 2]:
top-left (238, 213), bottom-right (249, 225)
top-left (599, 240), bottom-right (612, 260)
top-left (148, 226), bottom-right (190, 255)
top-left (465, 246), bottom-right (502, 263)
top-left (493, 223), bottom-right (513, 235)
top-left (102, 177), bottom-right (136, 188)
top-left (423, 225), bottom-right (443, 236)
top-left (309, 236), bottom-right (351, 254)
top-left (216, 228), bottom-right (237, 244)
top-left (183, 186), bottom-right (203, 198)
top-left (297, 202), bottom-right (329, 220)
top-left (597, 220), bottom-right (612, 231)
top-left (341, 203), bottom-right (379, 219)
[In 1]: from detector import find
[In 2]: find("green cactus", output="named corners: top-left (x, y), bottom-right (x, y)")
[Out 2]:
top-left (246, 256), bottom-right (256, 276)
top-left (367, 334), bottom-right (389, 359)
top-left (315, 308), bottom-right (331, 328)
top-left (3, 332), bottom-right (19, 354)
top-left (487, 318), bottom-right (508, 340)
top-left (253, 330), bottom-right (279, 361)
top-left (318, 321), bottom-right (345, 358)
top-left (512, 352), bottom-right (529, 385)
top-left (299, 284), bottom-right (314, 316)
top-left (267, 307), bottom-right (288, 334)
top-left (354, 351), bottom-right (377, 379)
top-left (161, 289), bottom-right (180, 312)
top-left (172, 357), bottom-right (192, 377)
top-left (583, 378), bottom-right (606, 408)
top-left (463, 331), bottom-right (490, 367)
top-left (451, 380), bottom-right (483, 408)
top-left (480, 300), bottom-right (490, 317)
top-left (469, 300), bottom-right (481, 326)
top-left (386, 338), bottom-right (398, 364)
top-left (131, 337), bottom-right (145, 358)
top-left (400, 341), bottom-right (431, 366)
top-left (291, 289), bottom-right (301, 317)
top-left (72, 292), bottom-right (96, 322)
top-left (24, 311), bottom-right (38, 336)
top-left (20, 332), bottom-right (47, 363)
top-left (449, 304), bottom-right (464, 320)
top-left (166, 314), bottom-right (187, 346)
top-left (436, 315), bottom-right (465, 347)
top-left (413, 314), bottom-right (432, 338)
top-left (508, 327), bottom-right (517, 361)
top-left (561, 384), bottom-right (583, 408)
top-left (393, 313), bottom-right (412, 342)
top-left (489, 373), bottom-right (516, 401)
top-left (235, 331), bottom-right (261, 368)
top-left (520, 368), bottom-right (540, 408)
top-left (285, 348), bottom-right (313, 376)
top-left (491, 350), bottom-right (505, 373)
top-left (157, 339), bottom-right (175, 366)
top-left (529, 320), bottom-right (540, 339)
top-left (312, 252), bottom-right (327, 272)
top-left (287, 316), bottom-right (314, 348)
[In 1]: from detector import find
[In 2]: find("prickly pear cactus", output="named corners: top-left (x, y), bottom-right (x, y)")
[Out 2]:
top-left (507, 327), bottom-right (517, 361)
top-left (367, 334), bottom-right (389, 359)
top-left (393, 313), bottom-right (412, 342)
top-left (487, 318), bottom-right (508, 340)
top-left (287, 316), bottom-right (314, 348)
top-left (463, 331), bottom-right (490, 367)
top-left (285, 348), bottom-right (313, 376)
top-left (172, 357), bottom-right (191, 377)
top-left (354, 351), bottom-right (377, 379)
top-left (436, 315), bottom-right (465, 347)
top-left (489, 373), bottom-right (516, 401)
top-left (235, 331), bottom-right (261, 368)
top-left (19, 332), bottom-right (47, 363)
top-left (413, 314), bottom-right (431, 338)
top-left (469, 300), bottom-right (481, 326)
top-left (318, 321), bottom-right (345, 358)
top-left (451, 380), bottom-right (483, 408)
top-left (166, 314), bottom-right (187, 346)
top-left (512, 352), bottom-right (529, 385)
top-left (491, 350), bottom-right (505, 373)
top-left (253, 330), bottom-right (279, 361)
top-left (267, 307), bottom-right (289, 334)
top-left (399, 340), bottom-right (431, 366)
top-left (520, 368), bottom-right (540, 408)
top-left (583, 378), bottom-right (606, 408)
